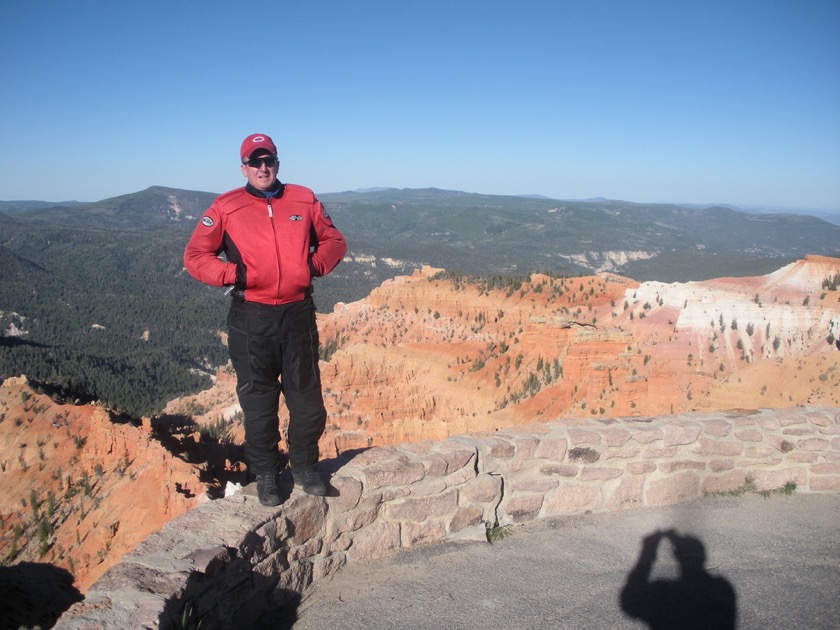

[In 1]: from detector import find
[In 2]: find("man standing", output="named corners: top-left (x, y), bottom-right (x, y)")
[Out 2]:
top-left (184, 133), bottom-right (347, 506)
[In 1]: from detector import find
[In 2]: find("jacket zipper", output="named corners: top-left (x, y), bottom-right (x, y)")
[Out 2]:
top-left (267, 198), bottom-right (282, 300)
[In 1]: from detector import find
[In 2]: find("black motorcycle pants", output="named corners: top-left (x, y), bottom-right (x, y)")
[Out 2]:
top-left (227, 296), bottom-right (327, 476)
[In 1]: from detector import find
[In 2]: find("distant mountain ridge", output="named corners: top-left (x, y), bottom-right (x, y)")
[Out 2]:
top-left (3, 186), bottom-right (217, 228)
top-left (4, 184), bottom-right (840, 284)
top-left (0, 199), bottom-right (84, 213)
top-left (317, 187), bottom-right (840, 282)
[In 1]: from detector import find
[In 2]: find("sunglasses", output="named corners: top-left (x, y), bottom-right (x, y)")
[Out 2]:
top-left (245, 155), bottom-right (278, 168)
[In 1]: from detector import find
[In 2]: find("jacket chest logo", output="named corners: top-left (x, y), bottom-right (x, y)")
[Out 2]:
top-left (289, 215), bottom-right (303, 221)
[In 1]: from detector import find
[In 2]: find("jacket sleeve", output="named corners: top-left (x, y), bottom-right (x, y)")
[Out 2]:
top-left (309, 199), bottom-right (347, 277)
top-left (183, 204), bottom-right (238, 287)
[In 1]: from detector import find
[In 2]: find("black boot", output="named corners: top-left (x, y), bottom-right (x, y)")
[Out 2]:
top-left (293, 468), bottom-right (327, 496)
top-left (256, 474), bottom-right (282, 506)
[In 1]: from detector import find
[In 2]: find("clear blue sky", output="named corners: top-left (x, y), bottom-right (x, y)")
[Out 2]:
top-left (1, 0), bottom-right (838, 210)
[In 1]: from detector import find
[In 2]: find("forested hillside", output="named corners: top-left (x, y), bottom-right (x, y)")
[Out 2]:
top-left (0, 223), bottom-right (228, 415)
top-left (319, 188), bottom-right (840, 280)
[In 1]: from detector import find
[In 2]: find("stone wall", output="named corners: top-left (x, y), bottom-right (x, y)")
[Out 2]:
top-left (57, 407), bottom-right (840, 629)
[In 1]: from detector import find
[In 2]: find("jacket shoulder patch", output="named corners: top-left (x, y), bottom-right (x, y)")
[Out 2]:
top-left (201, 216), bottom-right (214, 227)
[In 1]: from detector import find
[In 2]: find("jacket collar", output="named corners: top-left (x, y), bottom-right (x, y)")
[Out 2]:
top-left (245, 181), bottom-right (285, 199)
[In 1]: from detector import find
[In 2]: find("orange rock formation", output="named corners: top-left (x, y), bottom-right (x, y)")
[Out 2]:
top-left (0, 377), bottom-right (206, 591)
top-left (171, 255), bottom-right (840, 459)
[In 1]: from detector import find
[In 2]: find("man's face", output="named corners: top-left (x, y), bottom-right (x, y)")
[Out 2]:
top-left (241, 150), bottom-right (279, 191)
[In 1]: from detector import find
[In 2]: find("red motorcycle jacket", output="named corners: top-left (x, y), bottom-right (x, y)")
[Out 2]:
top-left (184, 183), bottom-right (347, 305)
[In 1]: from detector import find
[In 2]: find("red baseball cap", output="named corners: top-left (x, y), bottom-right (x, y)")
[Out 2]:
top-left (240, 133), bottom-right (277, 161)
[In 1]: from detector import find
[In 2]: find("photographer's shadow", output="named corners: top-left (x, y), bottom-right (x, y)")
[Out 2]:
top-left (620, 529), bottom-right (737, 630)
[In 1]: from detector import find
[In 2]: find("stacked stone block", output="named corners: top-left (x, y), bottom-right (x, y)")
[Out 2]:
top-left (57, 407), bottom-right (839, 629)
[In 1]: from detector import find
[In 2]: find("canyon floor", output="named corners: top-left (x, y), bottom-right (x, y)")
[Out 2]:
top-left (1, 255), bottom-right (838, 602)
